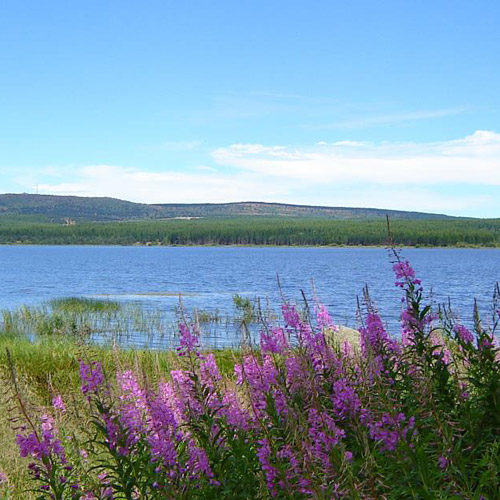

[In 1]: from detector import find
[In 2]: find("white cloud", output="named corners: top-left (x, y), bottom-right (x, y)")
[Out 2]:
top-left (25, 130), bottom-right (500, 217)
top-left (212, 130), bottom-right (500, 186)
top-left (320, 188), bottom-right (493, 214)
top-left (38, 165), bottom-right (289, 204)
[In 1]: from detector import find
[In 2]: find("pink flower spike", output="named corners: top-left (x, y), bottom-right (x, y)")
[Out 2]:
top-left (52, 395), bottom-right (66, 413)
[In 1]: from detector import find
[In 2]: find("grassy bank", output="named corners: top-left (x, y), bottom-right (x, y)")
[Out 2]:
top-left (0, 334), bottom-right (240, 498)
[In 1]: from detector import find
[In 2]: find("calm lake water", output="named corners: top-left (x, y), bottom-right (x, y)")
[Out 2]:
top-left (0, 246), bottom-right (498, 347)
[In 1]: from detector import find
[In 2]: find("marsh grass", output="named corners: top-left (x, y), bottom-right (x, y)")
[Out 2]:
top-left (0, 299), bottom-right (177, 348)
top-left (49, 297), bottom-right (121, 314)
top-left (194, 309), bottom-right (223, 323)
top-left (0, 293), bottom-right (284, 351)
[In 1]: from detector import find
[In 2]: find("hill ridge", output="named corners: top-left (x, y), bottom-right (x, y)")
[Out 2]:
top-left (0, 193), bottom-right (455, 222)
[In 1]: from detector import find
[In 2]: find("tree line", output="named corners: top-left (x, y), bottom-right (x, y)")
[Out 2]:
top-left (0, 217), bottom-right (499, 247)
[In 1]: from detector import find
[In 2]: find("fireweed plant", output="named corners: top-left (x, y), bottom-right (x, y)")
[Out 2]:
top-left (7, 252), bottom-right (500, 499)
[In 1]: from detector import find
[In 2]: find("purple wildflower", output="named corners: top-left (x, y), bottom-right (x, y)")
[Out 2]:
top-left (257, 438), bottom-right (279, 496)
top-left (331, 378), bottom-right (361, 420)
top-left (285, 356), bottom-right (306, 393)
top-left (360, 312), bottom-right (399, 359)
top-left (97, 471), bottom-right (109, 483)
top-left (276, 444), bottom-right (310, 494)
top-left (235, 354), bottom-right (277, 414)
top-left (478, 335), bottom-right (495, 351)
top-left (367, 412), bottom-right (414, 452)
top-left (117, 370), bottom-right (149, 447)
top-left (177, 323), bottom-right (199, 356)
top-left (392, 260), bottom-right (421, 288)
top-left (260, 326), bottom-right (289, 354)
top-left (79, 360), bottom-right (104, 396)
top-left (454, 324), bottom-right (474, 344)
top-left (281, 303), bottom-right (302, 330)
top-left (438, 455), bottom-right (448, 469)
top-left (148, 395), bottom-right (180, 471)
top-left (52, 394), bottom-right (66, 412)
top-left (80, 493), bottom-right (97, 500)
top-left (315, 302), bottom-right (337, 331)
top-left (16, 414), bottom-right (66, 463)
top-left (170, 369), bottom-right (202, 415)
top-left (199, 353), bottom-right (221, 389)
top-left (103, 415), bottom-right (120, 450)
top-left (187, 442), bottom-right (215, 481)
top-left (157, 381), bottom-right (185, 426)
top-left (306, 408), bottom-right (345, 472)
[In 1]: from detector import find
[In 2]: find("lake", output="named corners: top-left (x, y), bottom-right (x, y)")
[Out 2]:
top-left (0, 246), bottom-right (498, 347)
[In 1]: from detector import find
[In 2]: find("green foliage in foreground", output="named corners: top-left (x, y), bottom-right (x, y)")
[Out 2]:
top-left (1, 256), bottom-right (499, 499)
top-left (0, 335), bottom-right (240, 499)
top-left (0, 216), bottom-right (499, 246)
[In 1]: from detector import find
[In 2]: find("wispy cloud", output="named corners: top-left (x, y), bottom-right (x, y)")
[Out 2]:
top-left (306, 107), bottom-right (470, 130)
top-left (185, 91), bottom-right (343, 124)
top-left (156, 140), bottom-right (203, 152)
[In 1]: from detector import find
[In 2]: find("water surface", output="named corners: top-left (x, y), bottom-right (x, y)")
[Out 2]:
top-left (0, 246), bottom-right (498, 347)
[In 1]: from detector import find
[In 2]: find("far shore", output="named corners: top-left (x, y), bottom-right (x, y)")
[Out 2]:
top-left (1, 242), bottom-right (499, 249)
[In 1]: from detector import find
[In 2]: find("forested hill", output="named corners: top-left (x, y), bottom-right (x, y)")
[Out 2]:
top-left (0, 193), bottom-right (454, 222)
top-left (0, 194), bottom-right (159, 221)
top-left (152, 202), bottom-right (453, 220)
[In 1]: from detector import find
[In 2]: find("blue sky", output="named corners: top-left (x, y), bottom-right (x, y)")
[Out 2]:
top-left (1, 1), bottom-right (499, 217)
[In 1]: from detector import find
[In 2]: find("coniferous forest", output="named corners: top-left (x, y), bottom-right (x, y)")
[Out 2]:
top-left (0, 216), bottom-right (498, 247)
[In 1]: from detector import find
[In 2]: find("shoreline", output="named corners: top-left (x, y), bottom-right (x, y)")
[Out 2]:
top-left (0, 242), bottom-right (499, 249)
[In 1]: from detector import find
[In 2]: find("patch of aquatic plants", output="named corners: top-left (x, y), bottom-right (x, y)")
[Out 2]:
top-left (4, 252), bottom-right (500, 499)
top-left (0, 299), bottom-right (176, 348)
top-left (1, 306), bottom-right (86, 338)
top-left (194, 309), bottom-right (223, 324)
top-left (194, 294), bottom-right (265, 326)
top-left (1, 295), bottom-right (270, 350)
top-left (49, 297), bottom-right (121, 314)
